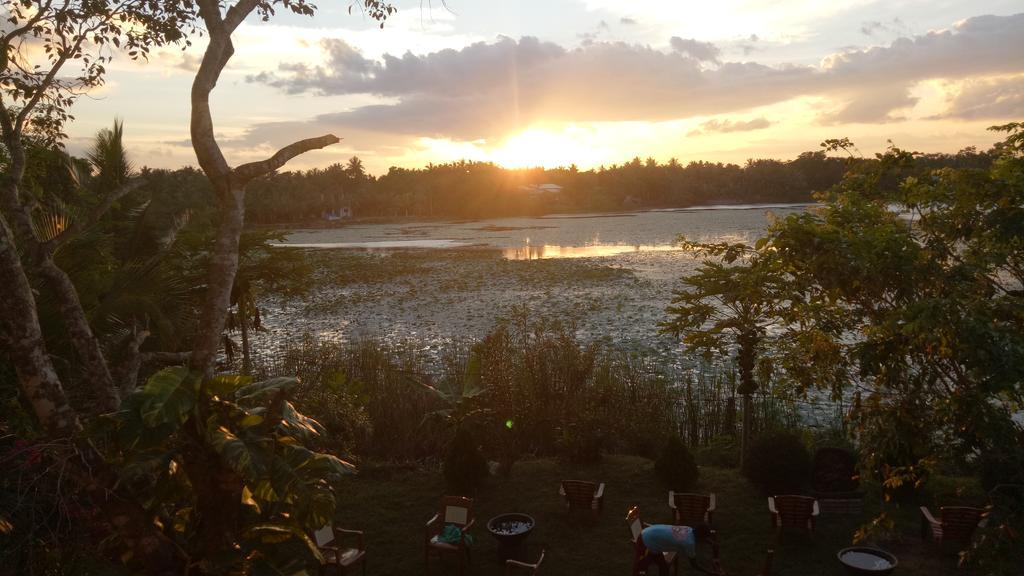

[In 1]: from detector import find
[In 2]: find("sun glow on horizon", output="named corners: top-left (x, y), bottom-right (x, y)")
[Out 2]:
top-left (490, 126), bottom-right (614, 169)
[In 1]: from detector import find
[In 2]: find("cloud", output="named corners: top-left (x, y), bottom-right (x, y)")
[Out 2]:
top-left (244, 13), bottom-right (1024, 143)
top-left (859, 18), bottom-right (908, 38)
top-left (737, 33), bottom-right (760, 56)
top-left (821, 86), bottom-right (919, 124)
top-left (669, 37), bottom-right (721, 63)
top-left (688, 117), bottom-right (773, 136)
top-left (938, 76), bottom-right (1024, 120)
top-left (620, 17), bottom-right (637, 25)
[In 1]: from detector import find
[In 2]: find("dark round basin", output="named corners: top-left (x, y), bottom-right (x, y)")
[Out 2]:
top-left (838, 547), bottom-right (898, 575)
top-left (487, 513), bottom-right (535, 562)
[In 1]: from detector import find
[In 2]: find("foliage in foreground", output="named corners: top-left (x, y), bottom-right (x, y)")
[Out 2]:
top-left (662, 122), bottom-right (1023, 574)
top-left (93, 369), bottom-right (350, 574)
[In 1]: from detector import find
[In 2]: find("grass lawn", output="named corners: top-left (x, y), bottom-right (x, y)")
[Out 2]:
top-left (332, 455), bottom-right (962, 575)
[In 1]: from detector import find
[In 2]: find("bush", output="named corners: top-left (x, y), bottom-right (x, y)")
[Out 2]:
top-left (655, 435), bottom-right (700, 489)
top-left (811, 447), bottom-right (859, 493)
top-left (978, 427), bottom-right (1024, 491)
top-left (742, 429), bottom-right (811, 494)
top-left (556, 422), bottom-right (605, 465)
top-left (924, 474), bottom-right (987, 507)
top-left (444, 427), bottom-right (488, 496)
top-left (695, 435), bottom-right (740, 468)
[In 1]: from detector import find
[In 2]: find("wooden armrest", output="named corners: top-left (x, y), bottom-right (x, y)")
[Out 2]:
top-left (505, 559), bottom-right (536, 568)
top-left (669, 491), bottom-right (677, 509)
top-left (708, 493), bottom-right (716, 512)
top-left (425, 513), bottom-right (440, 537)
top-left (594, 483), bottom-right (605, 499)
top-left (335, 528), bottom-right (365, 548)
top-left (919, 506), bottom-right (939, 526)
top-left (768, 497), bottom-right (777, 514)
top-left (463, 518), bottom-right (476, 531)
top-left (812, 500), bottom-right (820, 517)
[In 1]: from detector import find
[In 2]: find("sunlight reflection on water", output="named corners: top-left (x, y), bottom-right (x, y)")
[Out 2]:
top-left (274, 239), bottom-right (469, 249)
top-left (502, 244), bottom-right (680, 260)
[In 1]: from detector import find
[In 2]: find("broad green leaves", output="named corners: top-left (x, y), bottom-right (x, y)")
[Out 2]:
top-left (101, 368), bottom-right (347, 574)
top-left (236, 376), bottom-right (300, 401)
top-left (139, 367), bottom-right (198, 426)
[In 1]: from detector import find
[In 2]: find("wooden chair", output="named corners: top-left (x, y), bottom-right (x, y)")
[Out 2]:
top-left (560, 480), bottom-right (605, 518)
top-left (920, 506), bottom-right (985, 548)
top-left (425, 496), bottom-right (475, 575)
top-left (668, 492), bottom-right (716, 527)
top-left (313, 525), bottom-right (366, 576)
top-left (711, 530), bottom-right (773, 576)
top-left (626, 505), bottom-right (678, 576)
top-left (768, 495), bottom-right (819, 539)
top-left (505, 548), bottom-right (545, 575)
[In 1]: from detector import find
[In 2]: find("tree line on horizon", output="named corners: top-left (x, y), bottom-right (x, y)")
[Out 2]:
top-left (241, 147), bottom-right (997, 223)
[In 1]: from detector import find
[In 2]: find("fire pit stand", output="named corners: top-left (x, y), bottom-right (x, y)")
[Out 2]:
top-left (486, 513), bottom-right (535, 562)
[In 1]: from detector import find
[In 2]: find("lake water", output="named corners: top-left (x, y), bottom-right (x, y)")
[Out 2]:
top-left (260, 203), bottom-right (812, 373)
top-left (275, 203), bottom-right (813, 257)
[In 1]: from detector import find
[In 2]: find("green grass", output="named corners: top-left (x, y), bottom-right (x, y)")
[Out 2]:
top-left (333, 455), bottom-right (960, 575)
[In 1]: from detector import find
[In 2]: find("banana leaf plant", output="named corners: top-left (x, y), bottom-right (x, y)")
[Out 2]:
top-left (96, 367), bottom-right (353, 575)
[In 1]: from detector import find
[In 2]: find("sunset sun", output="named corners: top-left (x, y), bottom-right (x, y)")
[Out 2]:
top-left (492, 126), bottom-right (609, 168)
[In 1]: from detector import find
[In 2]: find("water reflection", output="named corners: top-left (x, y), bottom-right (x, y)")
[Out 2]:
top-left (503, 243), bottom-right (679, 260)
top-left (274, 239), bottom-right (468, 249)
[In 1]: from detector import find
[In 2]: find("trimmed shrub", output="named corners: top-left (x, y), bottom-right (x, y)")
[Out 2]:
top-left (695, 435), bottom-right (740, 469)
top-left (742, 429), bottom-right (811, 494)
top-left (444, 427), bottom-right (488, 496)
top-left (811, 447), bottom-right (859, 493)
top-left (655, 435), bottom-right (700, 490)
top-left (556, 422), bottom-right (605, 465)
top-left (978, 428), bottom-right (1024, 491)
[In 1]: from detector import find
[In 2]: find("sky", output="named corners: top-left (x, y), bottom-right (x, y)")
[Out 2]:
top-left (65, 0), bottom-right (1024, 175)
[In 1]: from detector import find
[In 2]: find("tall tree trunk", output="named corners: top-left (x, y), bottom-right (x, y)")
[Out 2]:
top-left (180, 0), bottom-right (343, 561)
top-left (189, 188), bottom-right (245, 376)
top-left (188, 0), bottom-right (339, 376)
top-left (0, 220), bottom-right (80, 437)
top-left (0, 115), bottom-right (120, 412)
top-left (736, 329), bottom-right (759, 469)
top-left (37, 258), bottom-right (120, 411)
top-left (740, 393), bottom-right (752, 469)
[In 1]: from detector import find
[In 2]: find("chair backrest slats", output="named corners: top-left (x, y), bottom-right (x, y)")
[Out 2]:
top-left (939, 506), bottom-right (984, 543)
top-left (774, 495), bottom-right (815, 528)
top-left (672, 493), bottom-right (711, 525)
top-left (562, 480), bottom-right (597, 508)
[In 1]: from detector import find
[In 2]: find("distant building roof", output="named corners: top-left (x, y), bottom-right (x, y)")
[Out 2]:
top-left (520, 183), bottom-right (563, 195)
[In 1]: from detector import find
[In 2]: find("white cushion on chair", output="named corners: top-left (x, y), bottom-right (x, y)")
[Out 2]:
top-left (314, 525), bottom-right (333, 547)
top-left (445, 506), bottom-right (468, 525)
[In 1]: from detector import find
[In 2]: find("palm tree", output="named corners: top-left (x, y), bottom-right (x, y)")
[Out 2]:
top-left (345, 155), bottom-right (366, 180)
top-left (35, 120), bottom-right (200, 392)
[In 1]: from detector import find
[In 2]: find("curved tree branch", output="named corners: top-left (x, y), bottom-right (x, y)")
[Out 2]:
top-left (232, 134), bottom-right (341, 185)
